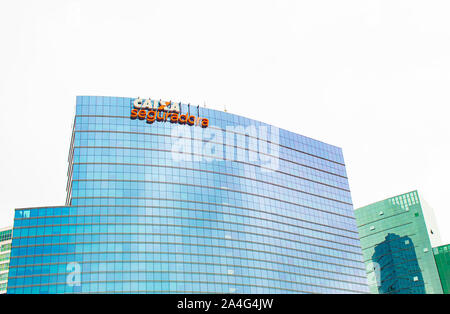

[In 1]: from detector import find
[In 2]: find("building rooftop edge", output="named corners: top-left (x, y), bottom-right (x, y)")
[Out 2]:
top-left (354, 189), bottom-right (419, 211)
top-left (75, 95), bottom-right (345, 153)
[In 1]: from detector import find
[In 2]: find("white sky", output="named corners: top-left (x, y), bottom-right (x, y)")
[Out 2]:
top-left (1, 0), bottom-right (449, 244)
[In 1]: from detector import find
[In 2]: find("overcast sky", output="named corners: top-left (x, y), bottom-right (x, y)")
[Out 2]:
top-left (1, 0), bottom-right (449, 244)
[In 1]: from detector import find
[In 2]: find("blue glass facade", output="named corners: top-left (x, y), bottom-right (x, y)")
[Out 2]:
top-left (7, 96), bottom-right (368, 293)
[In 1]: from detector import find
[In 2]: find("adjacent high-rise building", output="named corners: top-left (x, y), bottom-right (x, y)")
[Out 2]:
top-left (7, 96), bottom-right (369, 294)
top-left (355, 191), bottom-right (443, 294)
top-left (0, 226), bottom-right (12, 294)
top-left (433, 244), bottom-right (450, 294)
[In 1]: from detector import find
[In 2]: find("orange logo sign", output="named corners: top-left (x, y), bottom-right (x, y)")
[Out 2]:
top-left (131, 98), bottom-right (209, 128)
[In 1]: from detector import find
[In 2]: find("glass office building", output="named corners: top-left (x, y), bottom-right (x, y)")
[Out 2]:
top-left (0, 227), bottom-right (13, 293)
top-left (355, 191), bottom-right (443, 294)
top-left (7, 96), bottom-right (368, 294)
top-left (433, 244), bottom-right (450, 294)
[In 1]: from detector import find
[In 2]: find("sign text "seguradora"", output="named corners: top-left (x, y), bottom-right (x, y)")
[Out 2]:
top-left (131, 97), bottom-right (209, 128)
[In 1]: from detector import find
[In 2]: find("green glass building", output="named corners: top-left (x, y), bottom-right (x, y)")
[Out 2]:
top-left (355, 191), bottom-right (443, 294)
top-left (433, 244), bottom-right (450, 294)
top-left (0, 227), bottom-right (12, 294)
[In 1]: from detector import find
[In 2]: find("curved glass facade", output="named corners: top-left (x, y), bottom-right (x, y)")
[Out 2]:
top-left (7, 96), bottom-right (368, 293)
